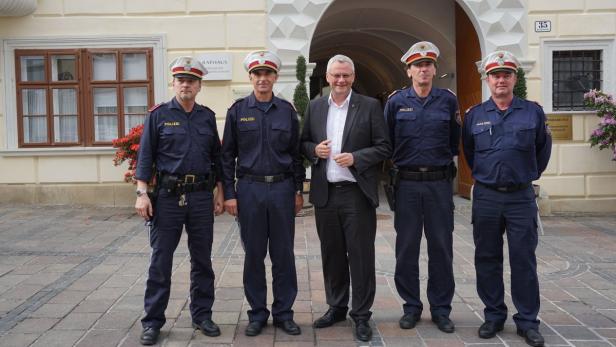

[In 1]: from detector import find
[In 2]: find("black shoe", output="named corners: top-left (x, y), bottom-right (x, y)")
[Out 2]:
top-left (354, 320), bottom-right (372, 342)
top-left (192, 319), bottom-right (221, 337)
top-left (313, 308), bottom-right (347, 328)
top-left (399, 313), bottom-right (421, 329)
top-left (478, 321), bottom-right (505, 339)
top-left (432, 315), bottom-right (455, 333)
top-left (517, 328), bottom-right (545, 347)
top-left (139, 327), bottom-right (160, 345)
top-left (273, 319), bottom-right (301, 335)
top-left (245, 320), bottom-right (266, 336)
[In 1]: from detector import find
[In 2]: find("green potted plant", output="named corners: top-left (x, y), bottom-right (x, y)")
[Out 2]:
top-left (514, 67), bottom-right (527, 99)
top-left (293, 55), bottom-right (312, 193)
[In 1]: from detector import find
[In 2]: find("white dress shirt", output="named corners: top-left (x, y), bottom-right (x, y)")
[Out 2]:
top-left (326, 91), bottom-right (356, 183)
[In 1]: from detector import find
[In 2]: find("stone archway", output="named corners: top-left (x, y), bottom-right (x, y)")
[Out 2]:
top-left (268, 0), bottom-right (531, 101)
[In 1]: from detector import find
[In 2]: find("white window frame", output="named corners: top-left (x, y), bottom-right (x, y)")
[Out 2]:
top-left (542, 39), bottom-right (615, 114)
top-left (1, 35), bottom-right (167, 155)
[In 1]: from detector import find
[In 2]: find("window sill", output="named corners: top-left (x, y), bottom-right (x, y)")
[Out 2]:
top-left (546, 110), bottom-right (596, 115)
top-left (0, 147), bottom-right (116, 157)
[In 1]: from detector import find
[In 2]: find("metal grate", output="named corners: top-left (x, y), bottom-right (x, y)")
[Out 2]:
top-left (552, 50), bottom-right (602, 111)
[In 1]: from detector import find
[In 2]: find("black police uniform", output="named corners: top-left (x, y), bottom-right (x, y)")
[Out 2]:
top-left (136, 97), bottom-right (222, 330)
top-left (462, 96), bottom-right (552, 330)
top-left (221, 92), bottom-right (305, 324)
top-left (384, 86), bottom-right (460, 318)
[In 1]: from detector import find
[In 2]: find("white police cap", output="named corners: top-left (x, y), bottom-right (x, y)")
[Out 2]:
top-left (401, 41), bottom-right (440, 66)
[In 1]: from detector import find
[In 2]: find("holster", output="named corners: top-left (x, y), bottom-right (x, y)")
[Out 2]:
top-left (383, 167), bottom-right (399, 211)
top-left (147, 172), bottom-right (160, 218)
top-left (448, 162), bottom-right (457, 181)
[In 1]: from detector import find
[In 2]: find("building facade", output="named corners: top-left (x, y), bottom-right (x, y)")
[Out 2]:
top-left (0, 0), bottom-right (615, 213)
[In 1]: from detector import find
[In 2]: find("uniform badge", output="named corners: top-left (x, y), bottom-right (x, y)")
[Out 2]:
top-left (496, 52), bottom-right (505, 66)
top-left (399, 107), bottom-right (414, 112)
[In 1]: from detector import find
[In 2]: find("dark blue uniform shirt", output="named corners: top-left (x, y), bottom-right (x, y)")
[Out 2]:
top-left (135, 97), bottom-right (222, 182)
top-left (221, 92), bottom-right (305, 200)
top-left (462, 96), bottom-right (552, 186)
top-left (385, 87), bottom-right (460, 167)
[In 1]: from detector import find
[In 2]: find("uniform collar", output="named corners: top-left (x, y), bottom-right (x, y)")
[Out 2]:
top-left (169, 97), bottom-right (204, 112)
top-left (406, 86), bottom-right (437, 99)
top-left (247, 92), bottom-right (278, 108)
top-left (485, 96), bottom-right (524, 112)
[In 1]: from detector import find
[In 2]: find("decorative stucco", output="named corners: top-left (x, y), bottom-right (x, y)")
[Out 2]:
top-left (267, 0), bottom-right (528, 99)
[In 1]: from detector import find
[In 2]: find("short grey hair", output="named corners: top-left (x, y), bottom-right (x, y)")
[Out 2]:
top-left (326, 54), bottom-right (355, 73)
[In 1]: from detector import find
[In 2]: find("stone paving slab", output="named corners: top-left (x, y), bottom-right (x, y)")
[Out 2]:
top-left (0, 197), bottom-right (615, 346)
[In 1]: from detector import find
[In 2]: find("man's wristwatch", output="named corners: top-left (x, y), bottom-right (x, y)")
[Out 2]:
top-left (136, 188), bottom-right (148, 197)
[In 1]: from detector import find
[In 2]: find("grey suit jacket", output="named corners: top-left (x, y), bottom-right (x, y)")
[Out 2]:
top-left (300, 92), bottom-right (392, 208)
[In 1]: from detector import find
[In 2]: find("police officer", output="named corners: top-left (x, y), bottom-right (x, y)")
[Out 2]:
top-left (462, 51), bottom-right (551, 347)
top-left (221, 51), bottom-right (305, 337)
top-left (135, 57), bottom-right (224, 345)
top-left (384, 41), bottom-right (460, 333)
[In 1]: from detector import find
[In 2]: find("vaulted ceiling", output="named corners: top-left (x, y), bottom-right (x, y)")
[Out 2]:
top-left (310, 0), bottom-right (460, 98)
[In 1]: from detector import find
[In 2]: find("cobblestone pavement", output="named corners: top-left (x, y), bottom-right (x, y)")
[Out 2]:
top-left (0, 196), bottom-right (615, 347)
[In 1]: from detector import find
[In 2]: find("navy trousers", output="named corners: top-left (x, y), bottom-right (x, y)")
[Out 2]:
top-left (472, 183), bottom-right (540, 330)
top-left (394, 179), bottom-right (455, 317)
top-left (237, 177), bottom-right (297, 323)
top-left (142, 190), bottom-right (215, 329)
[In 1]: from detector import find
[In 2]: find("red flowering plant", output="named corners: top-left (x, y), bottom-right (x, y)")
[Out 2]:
top-left (112, 124), bottom-right (143, 183)
top-left (584, 89), bottom-right (616, 161)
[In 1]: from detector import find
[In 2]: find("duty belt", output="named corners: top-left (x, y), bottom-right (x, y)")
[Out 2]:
top-left (159, 173), bottom-right (213, 194)
top-left (478, 181), bottom-right (530, 193)
top-left (242, 173), bottom-right (292, 183)
top-left (398, 167), bottom-right (448, 181)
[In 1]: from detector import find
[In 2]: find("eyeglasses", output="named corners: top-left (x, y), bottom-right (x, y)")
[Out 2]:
top-left (328, 73), bottom-right (354, 80)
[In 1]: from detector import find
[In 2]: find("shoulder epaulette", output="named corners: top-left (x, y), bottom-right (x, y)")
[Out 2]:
top-left (387, 88), bottom-right (405, 99)
top-left (444, 88), bottom-right (457, 97)
top-left (148, 103), bottom-right (163, 112)
top-left (228, 97), bottom-right (245, 109)
top-left (202, 105), bottom-right (215, 114)
top-left (530, 100), bottom-right (543, 108)
top-left (465, 103), bottom-right (481, 114)
top-left (277, 97), bottom-right (296, 111)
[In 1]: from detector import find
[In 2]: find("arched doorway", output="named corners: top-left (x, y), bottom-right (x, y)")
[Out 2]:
top-left (268, 0), bottom-right (530, 197)
top-left (308, 0), bottom-right (458, 103)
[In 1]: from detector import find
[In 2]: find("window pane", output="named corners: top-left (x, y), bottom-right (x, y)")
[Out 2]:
top-left (93, 88), bottom-right (118, 141)
top-left (51, 55), bottom-right (76, 81)
top-left (124, 87), bottom-right (148, 113)
top-left (22, 89), bottom-right (48, 143)
top-left (52, 89), bottom-right (78, 142)
top-left (24, 116), bottom-right (48, 143)
top-left (92, 53), bottom-right (117, 81)
top-left (552, 49), bottom-right (602, 111)
top-left (22, 88), bottom-right (47, 115)
top-left (122, 53), bottom-right (147, 80)
top-left (20, 56), bottom-right (45, 82)
top-left (125, 115), bottom-right (145, 134)
top-left (95, 116), bottom-right (118, 142)
top-left (124, 87), bottom-right (147, 134)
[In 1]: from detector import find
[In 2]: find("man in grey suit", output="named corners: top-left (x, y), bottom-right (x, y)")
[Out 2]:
top-left (300, 54), bottom-right (391, 342)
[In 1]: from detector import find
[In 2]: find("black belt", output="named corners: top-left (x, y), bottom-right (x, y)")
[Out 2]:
top-left (241, 173), bottom-right (292, 183)
top-left (159, 173), bottom-right (213, 193)
top-left (402, 165), bottom-right (448, 172)
top-left (329, 181), bottom-right (357, 188)
top-left (398, 168), bottom-right (448, 181)
top-left (478, 182), bottom-right (530, 193)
